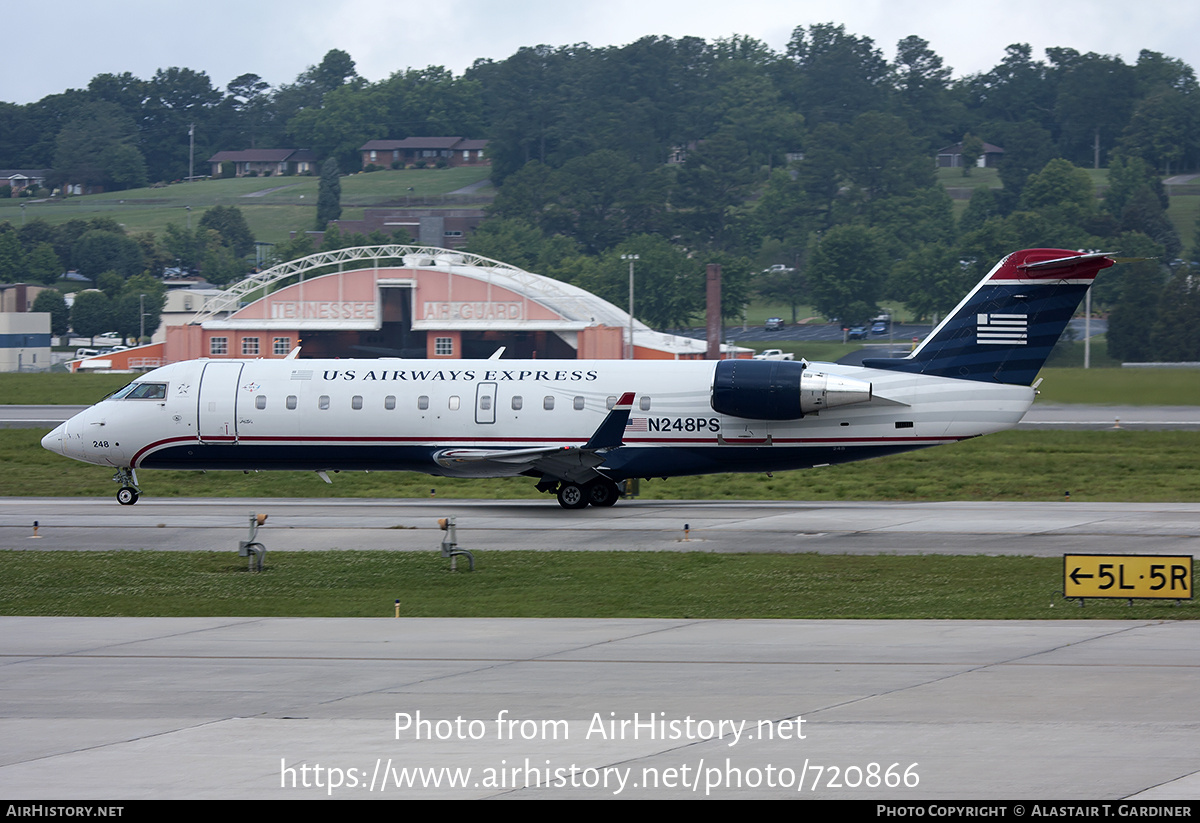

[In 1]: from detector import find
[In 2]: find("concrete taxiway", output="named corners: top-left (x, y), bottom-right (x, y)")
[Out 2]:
top-left (1, 616), bottom-right (1197, 799)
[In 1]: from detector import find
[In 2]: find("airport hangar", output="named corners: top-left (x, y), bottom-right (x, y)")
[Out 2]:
top-left (162, 244), bottom-right (745, 364)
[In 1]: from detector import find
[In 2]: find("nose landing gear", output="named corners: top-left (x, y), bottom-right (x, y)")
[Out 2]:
top-left (112, 467), bottom-right (141, 505)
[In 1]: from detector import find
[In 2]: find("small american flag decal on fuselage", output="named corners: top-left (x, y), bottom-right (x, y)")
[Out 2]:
top-left (977, 313), bottom-right (1027, 345)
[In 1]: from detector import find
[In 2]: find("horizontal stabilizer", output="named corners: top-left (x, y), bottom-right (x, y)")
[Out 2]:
top-left (584, 391), bottom-right (635, 451)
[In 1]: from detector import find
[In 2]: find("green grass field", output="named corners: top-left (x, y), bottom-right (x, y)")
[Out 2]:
top-left (0, 550), bottom-right (1191, 620)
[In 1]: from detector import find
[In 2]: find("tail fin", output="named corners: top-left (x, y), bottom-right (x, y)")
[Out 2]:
top-left (862, 249), bottom-right (1114, 385)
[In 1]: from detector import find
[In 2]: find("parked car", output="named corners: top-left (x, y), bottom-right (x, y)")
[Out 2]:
top-left (871, 320), bottom-right (888, 335)
top-left (847, 326), bottom-right (867, 340)
top-left (752, 349), bottom-right (795, 361)
top-left (764, 317), bottom-right (784, 331)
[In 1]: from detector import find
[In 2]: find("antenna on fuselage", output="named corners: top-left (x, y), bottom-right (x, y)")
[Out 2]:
top-left (488, 347), bottom-right (506, 360)
top-left (285, 346), bottom-right (302, 360)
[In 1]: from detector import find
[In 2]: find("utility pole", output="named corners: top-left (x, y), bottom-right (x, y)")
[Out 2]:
top-left (621, 254), bottom-right (638, 359)
top-left (188, 123), bottom-right (195, 182)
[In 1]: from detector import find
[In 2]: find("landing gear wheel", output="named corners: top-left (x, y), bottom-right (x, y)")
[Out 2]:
top-left (586, 479), bottom-right (619, 507)
top-left (117, 487), bottom-right (139, 506)
top-left (556, 482), bottom-right (589, 510)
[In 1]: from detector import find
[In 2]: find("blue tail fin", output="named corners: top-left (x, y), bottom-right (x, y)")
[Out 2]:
top-left (862, 249), bottom-right (1114, 385)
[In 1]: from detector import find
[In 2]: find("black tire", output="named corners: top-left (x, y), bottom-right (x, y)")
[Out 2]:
top-left (556, 483), bottom-right (589, 509)
top-left (586, 479), bottom-right (619, 507)
top-left (117, 487), bottom-right (138, 506)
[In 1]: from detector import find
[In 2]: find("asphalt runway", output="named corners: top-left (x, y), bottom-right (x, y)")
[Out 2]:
top-left (3, 497), bottom-right (1198, 556)
top-left (3, 497), bottom-right (1198, 799)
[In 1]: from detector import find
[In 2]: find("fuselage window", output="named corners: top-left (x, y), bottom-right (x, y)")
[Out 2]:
top-left (286, 395), bottom-right (297, 410)
top-left (385, 395), bottom-right (396, 410)
top-left (573, 396), bottom-right (585, 410)
top-left (319, 395), bottom-right (330, 410)
top-left (480, 395), bottom-right (492, 411)
top-left (127, 383), bottom-right (167, 400)
top-left (418, 395), bottom-right (429, 410)
top-left (640, 396), bottom-right (651, 411)
top-left (606, 396), bottom-right (616, 410)
top-left (448, 396), bottom-right (460, 410)
top-left (352, 395), bottom-right (363, 410)
top-left (255, 395), bottom-right (266, 410)
top-left (511, 396), bottom-right (522, 410)
top-left (543, 396), bottom-right (554, 410)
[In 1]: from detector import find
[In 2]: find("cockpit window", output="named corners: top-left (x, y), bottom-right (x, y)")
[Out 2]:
top-left (106, 383), bottom-right (138, 400)
top-left (126, 383), bottom-right (167, 400)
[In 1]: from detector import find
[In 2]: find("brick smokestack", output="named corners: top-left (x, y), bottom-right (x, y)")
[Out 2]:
top-left (706, 263), bottom-right (722, 360)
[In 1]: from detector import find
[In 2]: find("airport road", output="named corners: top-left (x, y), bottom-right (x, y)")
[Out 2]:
top-left (2, 497), bottom-right (1198, 556)
top-left (1, 616), bottom-right (1197, 799)
top-left (4, 404), bottom-right (1198, 430)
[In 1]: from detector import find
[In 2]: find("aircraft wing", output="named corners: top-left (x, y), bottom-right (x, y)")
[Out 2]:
top-left (432, 392), bottom-right (636, 482)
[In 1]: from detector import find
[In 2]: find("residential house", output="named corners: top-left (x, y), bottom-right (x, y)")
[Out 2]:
top-left (358, 137), bottom-right (489, 169)
top-left (207, 149), bottom-right (318, 178)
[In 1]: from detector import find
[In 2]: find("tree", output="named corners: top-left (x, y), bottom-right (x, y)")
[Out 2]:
top-left (198, 205), bottom-right (254, 257)
top-left (31, 289), bottom-right (69, 338)
top-left (69, 289), bottom-right (113, 341)
top-left (0, 228), bottom-right (22, 282)
top-left (1106, 261), bottom-right (1164, 361)
top-left (25, 243), bottom-right (62, 285)
top-left (316, 158), bottom-right (341, 229)
top-left (959, 134), bottom-right (984, 176)
top-left (807, 225), bottom-right (889, 323)
top-left (113, 273), bottom-right (165, 342)
top-left (576, 234), bottom-right (703, 329)
top-left (72, 230), bottom-right (144, 283)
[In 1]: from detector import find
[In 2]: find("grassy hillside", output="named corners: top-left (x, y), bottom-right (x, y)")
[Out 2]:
top-left (0, 167), bottom-right (493, 245)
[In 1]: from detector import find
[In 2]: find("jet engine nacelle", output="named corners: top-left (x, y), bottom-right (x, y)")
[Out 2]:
top-left (710, 359), bottom-right (872, 420)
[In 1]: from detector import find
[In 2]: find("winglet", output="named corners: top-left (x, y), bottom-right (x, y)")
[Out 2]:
top-left (583, 392), bottom-right (636, 451)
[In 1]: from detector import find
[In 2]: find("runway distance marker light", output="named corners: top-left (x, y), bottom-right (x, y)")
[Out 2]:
top-left (1063, 554), bottom-right (1192, 603)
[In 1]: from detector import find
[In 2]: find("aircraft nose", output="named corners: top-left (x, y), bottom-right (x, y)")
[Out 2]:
top-left (41, 423), bottom-right (66, 455)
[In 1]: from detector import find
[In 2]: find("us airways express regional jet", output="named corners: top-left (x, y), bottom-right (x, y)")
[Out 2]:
top-left (42, 248), bottom-right (1113, 509)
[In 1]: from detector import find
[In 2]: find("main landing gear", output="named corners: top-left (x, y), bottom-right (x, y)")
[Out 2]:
top-left (554, 478), bottom-right (620, 510)
top-left (112, 467), bottom-right (141, 505)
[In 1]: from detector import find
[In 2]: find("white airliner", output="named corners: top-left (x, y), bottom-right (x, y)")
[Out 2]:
top-left (42, 248), bottom-right (1113, 509)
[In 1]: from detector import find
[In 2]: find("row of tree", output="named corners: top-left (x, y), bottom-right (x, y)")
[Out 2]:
top-left (2, 27), bottom-right (1199, 187)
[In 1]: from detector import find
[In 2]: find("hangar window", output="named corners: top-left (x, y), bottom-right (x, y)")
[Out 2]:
top-left (319, 395), bottom-right (330, 410)
top-left (286, 395), bottom-right (297, 410)
top-left (573, 396), bottom-right (585, 410)
top-left (242, 337), bottom-right (260, 356)
top-left (255, 395), bottom-right (266, 410)
top-left (448, 396), bottom-right (460, 410)
top-left (351, 395), bottom-right (363, 410)
top-left (606, 396), bottom-right (616, 410)
top-left (640, 396), bottom-right (651, 411)
top-left (273, 337), bottom-right (291, 356)
top-left (210, 337), bottom-right (228, 356)
top-left (385, 395), bottom-right (396, 410)
top-left (417, 395), bottom-right (429, 410)
top-left (434, 337), bottom-right (454, 356)
top-left (511, 396), bottom-right (522, 410)
top-left (543, 396), bottom-right (554, 410)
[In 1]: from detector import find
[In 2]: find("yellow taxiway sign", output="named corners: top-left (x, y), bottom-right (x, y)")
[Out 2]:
top-left (1064, 555), bottom-right (1193, 600)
